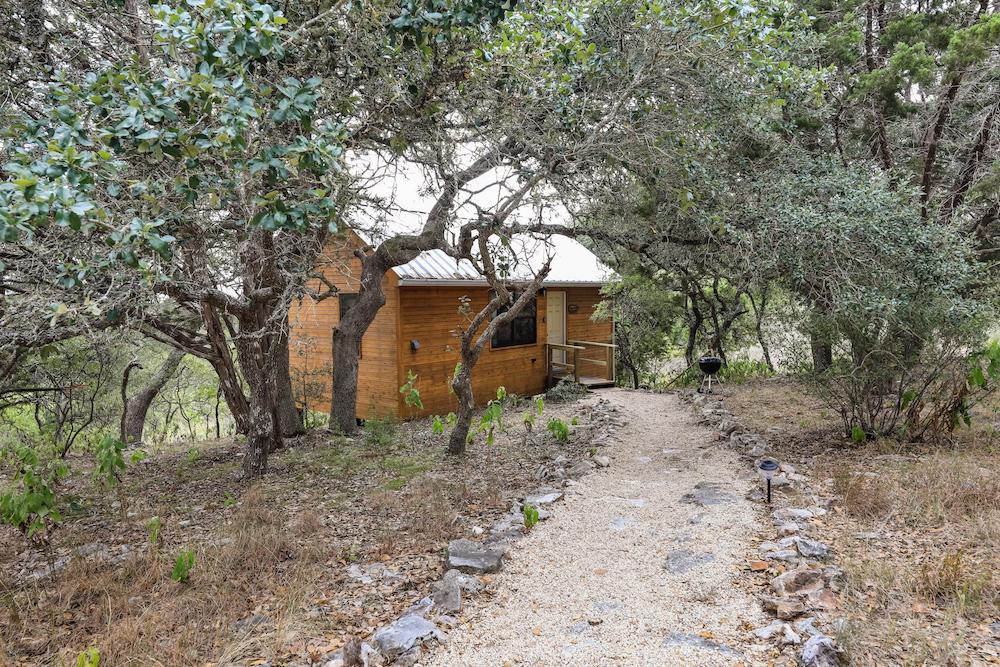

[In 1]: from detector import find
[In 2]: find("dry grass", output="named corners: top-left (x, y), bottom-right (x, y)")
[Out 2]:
top-left (0, 399), bottom-right (595, 666)
top-left (725, 377), bottom-right (1000, 665)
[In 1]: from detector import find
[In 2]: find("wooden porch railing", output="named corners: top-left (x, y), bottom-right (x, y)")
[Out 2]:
top-left (545, 340), bottom-right (617, 388)
top-left (545, 342), bottom-right (585, 388)
top-left (569, 340), bottom-right (617, 384)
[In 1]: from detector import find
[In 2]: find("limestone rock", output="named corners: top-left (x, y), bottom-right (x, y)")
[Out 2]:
top-left (372, 615), bottom-right (439, 659)
top-left (431, 577), bottom-right (462, 614)
top-left (593, 455), bottom-right (611, 468)
top-left (662, 632), bottom-right (739, 656)
top-left (524, 488), bottom-right (563, 506)
top-left (800, 635), bottom-right (840, 667)
top-left (773, 508), bottom-right (814, 521)
top-left (447, 539), bottom-right (505, 573)
top-left (663, 549), bottom-right (715, 574)
top-left (777, 521), bottom-right (800, 536)
top-left (796, 537), bottom-right (829, 559)
top-left (752, 619), bottom-right (786, 640)
top-left (681, 481), bottom-right (736, 506)
top-left (772, 567), bottom-right (824, 596)
top-left (763, 596), bottom-right (807, 620)
top-left (441, 568), bottom-right (482, 593)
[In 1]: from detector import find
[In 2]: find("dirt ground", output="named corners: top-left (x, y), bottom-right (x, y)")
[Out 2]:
top-left (725, 378), bottom-right (1000, 666)
top-left (0, 397), bottom-right (595, 667)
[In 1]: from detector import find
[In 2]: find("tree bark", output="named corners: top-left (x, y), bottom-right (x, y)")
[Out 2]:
top-left (748, 290), bottom-right (775, 372)
top-left (234, 331), bottom-right (281, 478)
top-left (810, 333), bottom-right (833, 373)
top-left (274, 327), bottom-right (305, 437)
top-left (121, 348), bottom-right (185, 445)
top-left (448, 363), bottom-right (476, 455)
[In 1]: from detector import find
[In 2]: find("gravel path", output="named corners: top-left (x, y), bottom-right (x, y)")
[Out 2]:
top-left (430, 389), bottom-right (767, 666)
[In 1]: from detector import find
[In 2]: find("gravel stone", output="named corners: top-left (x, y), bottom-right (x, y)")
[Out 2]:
top-left (429, 391), bottom-right (767, 665)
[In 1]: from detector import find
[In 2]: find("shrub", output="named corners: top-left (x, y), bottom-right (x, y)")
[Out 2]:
top-left (0, 444), bottom-right (67, 546)
top-left (146, 516), bottom-right (162, 546)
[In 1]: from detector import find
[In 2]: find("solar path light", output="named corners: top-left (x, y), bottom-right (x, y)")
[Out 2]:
top-left (757, 458), bottom-right (780, 504)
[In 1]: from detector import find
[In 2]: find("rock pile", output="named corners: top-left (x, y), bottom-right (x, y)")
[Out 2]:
top-left (321, 396), bottom-right (624, 667)
top-left (678, 390), bottom-right (844, 667)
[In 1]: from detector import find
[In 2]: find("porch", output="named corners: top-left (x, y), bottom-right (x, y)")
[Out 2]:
top-left (545, 340), bottom-right (617, 389)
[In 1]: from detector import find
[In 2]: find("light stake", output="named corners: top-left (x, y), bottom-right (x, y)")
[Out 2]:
top-left (757, 458), bottom-right (780, 504)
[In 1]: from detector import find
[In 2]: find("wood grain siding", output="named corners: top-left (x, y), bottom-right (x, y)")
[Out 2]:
top-left (288, 232), bottom-right (401, 420)
top-left (563, 286), bottom-right (614, 378)
top-left (396, 286), bottom-right (550, 418)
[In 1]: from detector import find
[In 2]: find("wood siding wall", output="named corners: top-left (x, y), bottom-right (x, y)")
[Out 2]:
top-left (396, 286), bottom-right (549, 418)
top-left (288, 232), bottom-right (401, 420)
top-left (396, 285), bottom-right (613, 418)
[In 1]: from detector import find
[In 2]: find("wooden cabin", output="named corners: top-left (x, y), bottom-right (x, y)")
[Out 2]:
top-left (288, 231), bottom-right (615, 420)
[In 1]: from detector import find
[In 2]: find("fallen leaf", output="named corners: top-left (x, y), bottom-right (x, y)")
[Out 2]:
top-left (593, 568), bottom-right (608, 576)
top-left (748, 560), bottom-right (769, 571)
top-left (698, 630), bottom-right (716, 640)
top-left (532, 626), bottom-right (542, 637)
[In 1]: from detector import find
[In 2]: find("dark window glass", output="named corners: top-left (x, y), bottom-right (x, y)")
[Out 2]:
top-left (339, 293), bottom-right (359, 317)
top-left (491, 295), bottom-right (537, 348)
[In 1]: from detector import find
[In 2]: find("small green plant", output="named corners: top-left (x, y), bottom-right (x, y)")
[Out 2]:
top-left (76, 647), bottom-right (100, 667)
top-left (547, 418), bottom-right (570, 442)
top-left (400, 369), bottom-right (424, 412)
top-left (146, 515), bottom-right (162, 545)
top-left (522, 504), bottom-right (540, 531)
top-left (522, 410), bottom-right (536, 431)
top-left (363, 416), bottom-right (398, 449)
top-left (186, 447), bottom-right (200, 464)
top-left (535, 396), bottom-right (545, 415)
top-left (850, 425), bottom-right (867, 444)
top-left (431, 415), bottom-right (445, 435)
top-left (0, 444), bottom-right (67, 545)
top-left (93, 436), bottom-right (126, 490)
top-left (222, 491), bottom-right (238, 508)
top-left (171, 549), bottom-right (196, 583)
top-left (571, 416), bottom-right (579, 425)
top-left (473, 387), bottom-right (508, 446)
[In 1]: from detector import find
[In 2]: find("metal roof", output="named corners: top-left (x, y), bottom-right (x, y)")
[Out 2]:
top-left (392, 235), bottom-right (613, 286)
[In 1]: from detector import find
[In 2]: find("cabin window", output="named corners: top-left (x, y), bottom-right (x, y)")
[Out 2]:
top-left (491, 295), bottom-right (537, 348)
top-left (339, 293), bottom-right (359, 318)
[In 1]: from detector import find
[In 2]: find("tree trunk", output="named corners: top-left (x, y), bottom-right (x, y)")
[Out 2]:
top-left (448, 364), bottom-right (476, 455)
top-left (274, 328), bottom-right (304, 437)
top-left (330, 253), bottom-right (389, 433)
top-left (748, 290), bottom-right (775, 372)
top-left (122, 348), bottom-right (185, 445)
top-left (631, 367), bottom-right (640, 390)
top-left (234, 334), bottom-right (280, 479)
top-left (202, 303), bottom-right (252, 434)
top-left (810, 333), bottom-right (833, 373)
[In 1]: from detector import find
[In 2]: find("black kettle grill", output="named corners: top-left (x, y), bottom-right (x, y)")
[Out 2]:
top-left (697, 355), bottom-right (723, 393)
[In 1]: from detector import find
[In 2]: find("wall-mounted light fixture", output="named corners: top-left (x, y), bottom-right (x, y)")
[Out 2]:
top-left (567, 304), bottom-right (579, 314)
top-left (410, 339), bottom-right (420, 351)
